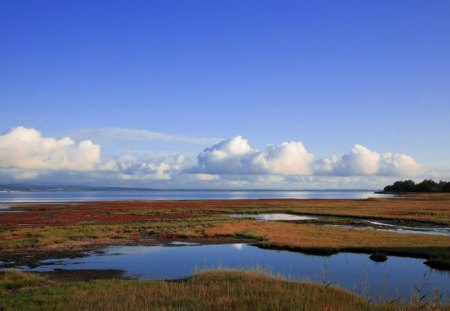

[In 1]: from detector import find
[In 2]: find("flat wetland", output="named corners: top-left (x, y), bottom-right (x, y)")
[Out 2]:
top-left (1, 194), bottom-right (449, 310)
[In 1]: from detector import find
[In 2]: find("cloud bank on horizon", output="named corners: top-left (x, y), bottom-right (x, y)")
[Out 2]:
top-left (0, 127), bottom-right (424, 188)
top-left (192, 136), bottom-right (421, 177)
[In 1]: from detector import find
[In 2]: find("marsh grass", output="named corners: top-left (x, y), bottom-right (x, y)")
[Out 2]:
top-left (1, 198), bottom-right (449, 258)
top-left (217, 198), bottom-right (450, 225)
top-left (0, 215), bottom-right (230, 250)
top-left (0, 269), bottom-right (447, 311)
top-left (0, 270), bottom-right (44, 291)
top-left (178, 220), bottom-right (450, 259)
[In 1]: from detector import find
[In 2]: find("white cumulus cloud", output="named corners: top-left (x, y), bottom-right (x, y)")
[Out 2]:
top-left (252, 142), bottom-right (314, 175)
top-left (0, 128), bottom-right (424, 187)
top-left (0, 127), bottom-right (100, 171)
top-left (314, 144), bottom-right (421, 176)
top-left (380, 152), bottom-right (422, 176)
top-left (196, 136), bottom-right (253, 174)
top-left (192, 136), bottom-right (314, 175)
top-left (335, 144), bottom-right (381, 175)
top-left (99, 155), bottom-right (173, 180)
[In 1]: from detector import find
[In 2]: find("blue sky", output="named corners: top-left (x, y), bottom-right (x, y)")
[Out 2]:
top-left (0, 1), bottom-right (449, 188)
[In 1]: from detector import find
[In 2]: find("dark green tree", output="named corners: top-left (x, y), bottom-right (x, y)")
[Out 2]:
top-left (383, 179), bottom-right (450, 193)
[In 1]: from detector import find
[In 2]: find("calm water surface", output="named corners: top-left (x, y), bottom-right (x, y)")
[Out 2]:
top-left (230, 213), bottom-right (318, 221)
top-left (0, 190), bottom-right (392, 202)
top-left (18, 243), bottom-right (449, 302)
top-left (0, 204), bottom-right (10, 209)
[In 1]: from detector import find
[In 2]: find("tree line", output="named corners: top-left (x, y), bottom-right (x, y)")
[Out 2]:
top-left (383, 179), bottom-right (450, 193)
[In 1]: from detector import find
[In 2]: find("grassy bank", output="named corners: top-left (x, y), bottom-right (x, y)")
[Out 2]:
top-left (0, 270), bottom-right (445, 311)
top-left (177, 219), bottom-right (450, 259)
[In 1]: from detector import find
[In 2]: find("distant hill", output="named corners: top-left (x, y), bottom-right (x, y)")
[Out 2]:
top-left (0, 184), bottom-right (159, 192)
top-left (383, 179), bottom-right (450, 193)
top-left (0, 184), bottom-right (377, 192)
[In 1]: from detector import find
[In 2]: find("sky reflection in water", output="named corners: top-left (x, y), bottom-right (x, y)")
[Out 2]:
top-left (20, 243), bottom-right (450, 302)
top-left (0, 190), bottom-right (393, 202)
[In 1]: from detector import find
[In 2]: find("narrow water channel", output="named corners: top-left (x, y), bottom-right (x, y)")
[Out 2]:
top-left (229, 213), bottom-right (450, 237)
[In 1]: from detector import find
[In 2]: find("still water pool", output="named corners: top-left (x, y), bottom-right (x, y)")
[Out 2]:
top-left (19, 243), bottom-right (449, 302)
top-left (229, 213), bottom-right (318, 221)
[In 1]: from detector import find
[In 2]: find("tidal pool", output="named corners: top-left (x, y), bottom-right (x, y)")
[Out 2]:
top-left (332, 221), bottom-right (450, 237)
top-left (19, 243), bottom-right (450, 302)
top-left (0, 204), bottom-right (19, 213)
top-left (229, 213), bottom-right (318, 221)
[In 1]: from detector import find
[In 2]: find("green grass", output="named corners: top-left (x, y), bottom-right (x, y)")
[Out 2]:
top-left (1, 270), bottom-right (445, 311)
top-left (0, 270), bottom-right (44, 291)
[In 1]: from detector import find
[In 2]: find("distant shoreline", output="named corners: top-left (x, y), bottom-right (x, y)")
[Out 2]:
top-left (0, 189), bottom-right (390, 203)
top-left (0, 185), bottom-right (379, 192)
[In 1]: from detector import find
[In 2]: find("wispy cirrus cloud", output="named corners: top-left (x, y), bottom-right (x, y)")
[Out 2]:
top-left (66, 128), bottom-right (221, 145)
